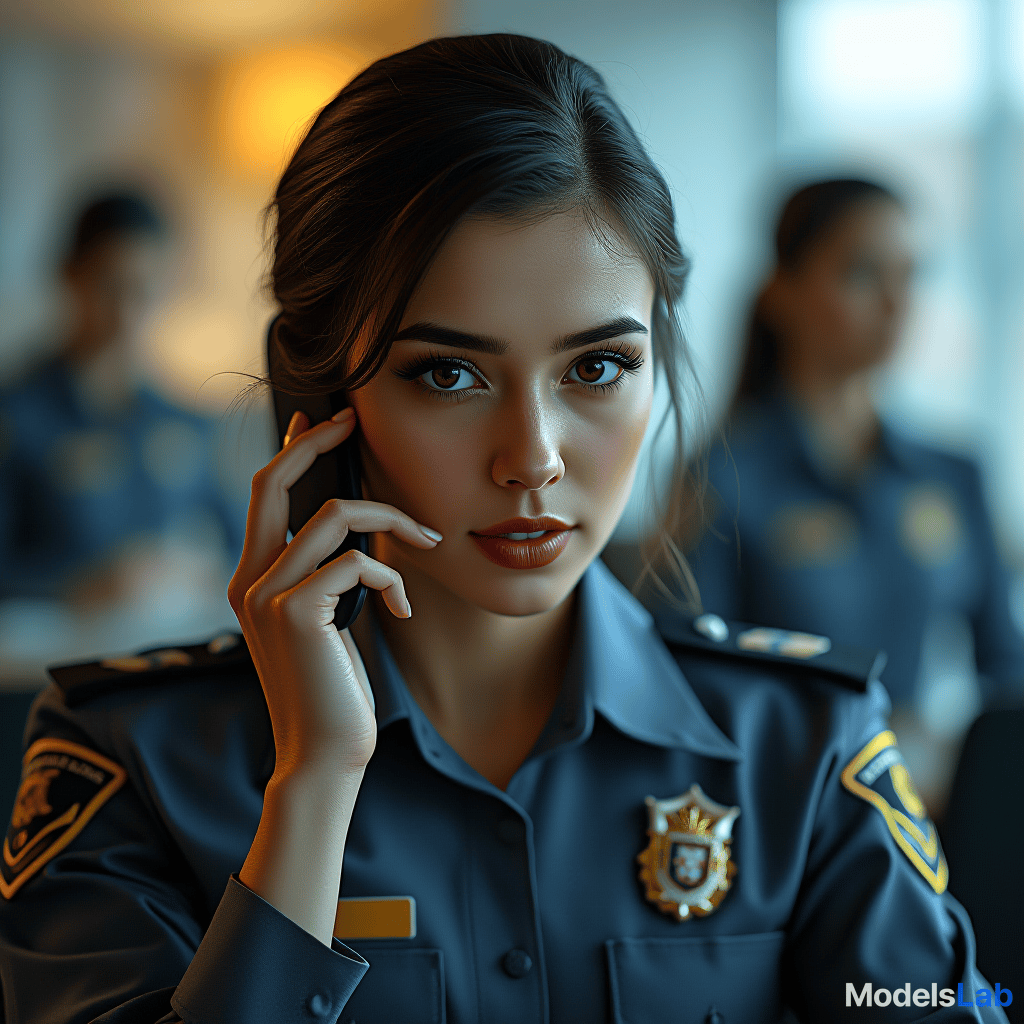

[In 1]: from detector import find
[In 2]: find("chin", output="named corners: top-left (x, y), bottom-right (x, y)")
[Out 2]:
top-left (469, 582), bottom-right (575, 617)
top-left (438, 544), bottom-right (591, 617)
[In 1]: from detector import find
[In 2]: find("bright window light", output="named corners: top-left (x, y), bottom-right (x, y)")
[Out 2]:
top-left (780, 0), bottom-right (985, 131)
top-left (1003, 0), bottom-right (1024, 108)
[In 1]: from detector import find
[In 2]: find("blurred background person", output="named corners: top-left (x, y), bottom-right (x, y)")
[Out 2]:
top-left (0, 190), bottom-right (246, 610)
top-left (684, 177), bottom-right (1024, 814)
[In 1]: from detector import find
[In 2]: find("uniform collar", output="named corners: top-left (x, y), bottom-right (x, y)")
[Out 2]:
top-left (358, 560), bottom-right (741, 766)
top-left (758, 392), bottom-right (913, 490)
top-left (577, 560), bottom-right (741, 760)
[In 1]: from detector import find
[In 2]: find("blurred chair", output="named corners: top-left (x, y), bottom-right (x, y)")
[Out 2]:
top-left (0, 689), bottom-right (39, 820)
top-left (941, 708), bottom-right (1023, 1022)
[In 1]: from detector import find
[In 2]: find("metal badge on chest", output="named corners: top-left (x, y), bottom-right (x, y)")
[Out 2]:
top-left (637, 784), bottom-right (740, 920)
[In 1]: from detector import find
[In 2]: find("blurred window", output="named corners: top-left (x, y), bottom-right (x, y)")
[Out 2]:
top-left (780, 0), bottom-right (985, 131)
top-left (778, 0), bottom-right (1024, 556)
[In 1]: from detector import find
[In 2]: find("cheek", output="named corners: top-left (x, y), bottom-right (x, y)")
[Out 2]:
top-left (354, 394), bottom-right (479, 523)
top-left (817, 283), bottom-right (871, 342)
top-left (570, 390), bottom-right (652, 510)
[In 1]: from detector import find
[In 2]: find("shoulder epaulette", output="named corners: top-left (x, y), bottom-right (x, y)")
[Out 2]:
top-left (49, 633), bottom-right (254, 707)
top-left (658, 613), bottom-right (886, 693)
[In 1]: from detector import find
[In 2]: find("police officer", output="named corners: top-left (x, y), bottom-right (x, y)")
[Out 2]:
top-left (687, 179), bottom-right (1024, 718)
top-left (0, 38), bottom-right (1009, 1024)
top-left (0, 191), bottom-right (246, 604)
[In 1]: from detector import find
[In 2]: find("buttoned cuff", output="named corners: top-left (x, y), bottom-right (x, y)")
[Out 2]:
top-left (171, 875), bottom-right (368, 1024)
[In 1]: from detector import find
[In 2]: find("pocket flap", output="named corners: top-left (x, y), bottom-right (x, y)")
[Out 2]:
top-left (607, 932), bottom-right (785, 1024)
top-left (338, 947), bottom-right (445, 1024)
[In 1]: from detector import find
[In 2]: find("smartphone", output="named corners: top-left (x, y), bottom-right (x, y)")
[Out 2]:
top-left (266, 314), bottom-right (368, 630)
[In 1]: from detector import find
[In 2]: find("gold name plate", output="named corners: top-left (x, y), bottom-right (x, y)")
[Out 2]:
top-left (334, 896), bottom-right (417, 940)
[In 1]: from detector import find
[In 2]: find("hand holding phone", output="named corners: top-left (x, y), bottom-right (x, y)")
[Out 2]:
top-left (230, 312), bottom-right (441, 750)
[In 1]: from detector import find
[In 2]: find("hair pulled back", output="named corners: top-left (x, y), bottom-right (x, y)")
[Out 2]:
top-left (269, 32), bottom-right (698, 602)
top-left (734, 177), bottom-right (901, 404)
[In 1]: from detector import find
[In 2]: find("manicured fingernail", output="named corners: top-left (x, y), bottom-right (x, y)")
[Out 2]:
top-left (283, 410), bottom-right (303, 446)
top-left (331, 407), bottom-right (355, 423)
top-left (419, 526), bottom-right (443, 542)
top-left (400, 596), bottom-right (412, 618)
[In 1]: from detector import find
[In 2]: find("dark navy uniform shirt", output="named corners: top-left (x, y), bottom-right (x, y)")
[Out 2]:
top-left (0, 562), bottom-right (1008, 1022)
top-left (0, 360), bottom-right (247, 598)
top-left (687, 396), bottom-right (1024, 709)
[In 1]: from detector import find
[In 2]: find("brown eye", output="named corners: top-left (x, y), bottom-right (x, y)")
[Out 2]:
top-left (418, 363), bottom-right (478, 392)
top-left (568, 358), bottom-right (621, 387)
top-left (431, 366), bottom-right (462, 389)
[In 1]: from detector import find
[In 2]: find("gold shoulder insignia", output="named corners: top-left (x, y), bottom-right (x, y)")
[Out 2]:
top-left (49, 633), bottom-right (251, 707)
top-left (1, 738), bottom-right (126, 899)
top-left (841, 730), bottom-right (947, 894)
top-left (659, 614), bottom-right (886, 692)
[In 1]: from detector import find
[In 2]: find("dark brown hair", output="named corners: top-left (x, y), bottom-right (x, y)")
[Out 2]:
top-left (66, 191), bottom-right (166, 266)
top-left (734, 177), bottom-right (901, 403)
top-left (268, 32), bottom-right (700, 601)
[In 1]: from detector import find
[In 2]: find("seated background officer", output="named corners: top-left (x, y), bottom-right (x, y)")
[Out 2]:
top-left (0, 190), bottom-right (246, 622)
top-left (685, 178), bottom-right (1024, 814)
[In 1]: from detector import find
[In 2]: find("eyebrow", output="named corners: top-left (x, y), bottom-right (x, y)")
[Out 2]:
top-left (391, 315), bottom-right (648, 356)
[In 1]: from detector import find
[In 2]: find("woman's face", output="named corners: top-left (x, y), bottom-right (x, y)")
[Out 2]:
top-left (772, 199), bottom-right (914, 382)
top-left (349, 210), bottom-right (655, 616)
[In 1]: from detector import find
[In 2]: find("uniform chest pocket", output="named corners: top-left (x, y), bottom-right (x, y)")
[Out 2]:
top-left (338, 947), bottom-right (445, 1024)
top-left (606, 931), bottom-right (786, 1024)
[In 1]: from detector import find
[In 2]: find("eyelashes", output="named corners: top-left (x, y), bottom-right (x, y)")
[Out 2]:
top-left (391, 343), bottom-right (645, 400)
top-left (392, 351), bottom-right (484, 401)
top-left (582, 342), bottom-right (644, 386)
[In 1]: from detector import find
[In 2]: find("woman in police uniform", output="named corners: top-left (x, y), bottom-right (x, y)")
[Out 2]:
top-left (685, 178), bottom-right (1024, 809)
top-left (0, 37), bottom-right (1008, 1024)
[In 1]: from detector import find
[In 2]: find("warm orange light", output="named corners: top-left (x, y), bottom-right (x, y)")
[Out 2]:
top-left (214, 43), bottom-right (367, 178)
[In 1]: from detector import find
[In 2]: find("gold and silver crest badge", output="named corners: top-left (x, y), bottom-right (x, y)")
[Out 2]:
top-left (636, 784), bottom-right (740, 920)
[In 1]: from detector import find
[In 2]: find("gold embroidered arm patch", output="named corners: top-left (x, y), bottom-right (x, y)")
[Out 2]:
top-left (841, 730), bottom-right (947, 894)
top-left (2, 738), bottom-right (126, 899)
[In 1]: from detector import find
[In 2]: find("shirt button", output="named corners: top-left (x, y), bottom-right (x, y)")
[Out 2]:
top-left (693, 613), bottom-right (729, 643)
top-left (496, 818), bottom-right (521, 844)
top-left (502, 948), bottom-right (533, 978)
top-left (307, 992), bottom-right (333, 1016)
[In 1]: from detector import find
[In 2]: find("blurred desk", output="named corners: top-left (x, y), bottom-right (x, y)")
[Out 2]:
top-left (0, 532), bottom-right (240, 689)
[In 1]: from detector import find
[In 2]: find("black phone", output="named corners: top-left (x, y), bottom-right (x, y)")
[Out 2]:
top-left (266, 314), bottom-right (368, 630)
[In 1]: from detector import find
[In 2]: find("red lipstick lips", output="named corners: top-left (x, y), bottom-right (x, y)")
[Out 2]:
top-left (470, 516), bottom-right (574, 570)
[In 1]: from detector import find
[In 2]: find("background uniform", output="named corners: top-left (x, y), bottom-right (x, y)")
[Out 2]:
top-left (688, 395), bottom-right (1024, 711)
top-left (0, 358), bottom-right (246, 599)
top-left (0, 563), bottom-right (1009, 1023)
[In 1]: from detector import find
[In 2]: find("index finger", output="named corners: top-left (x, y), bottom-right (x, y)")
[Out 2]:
top-left (240, 409), bottom-right (357, 583)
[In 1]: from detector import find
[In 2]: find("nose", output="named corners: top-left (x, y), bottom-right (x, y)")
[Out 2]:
top-left (491, 393), bottom-right (565, 490)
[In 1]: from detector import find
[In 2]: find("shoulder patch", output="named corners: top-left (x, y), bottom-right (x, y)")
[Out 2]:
top-left (2, 738), bottom-right (126, 899)
top-left (49, 633), bottom-right (253, 707)
top-left (658, 613), bottom-right (886, 692)
top-left (841, 730), bottom-right (948, 894)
